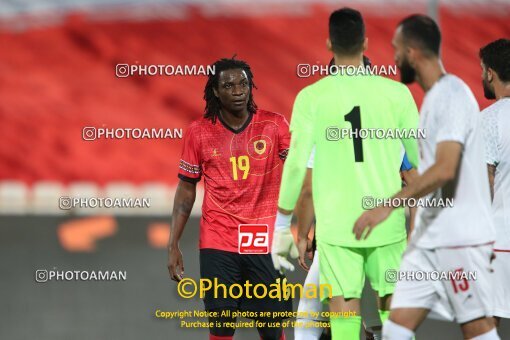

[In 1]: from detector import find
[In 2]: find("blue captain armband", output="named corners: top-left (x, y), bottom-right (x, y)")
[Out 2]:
top-left (400, 152), bottom-right (413, 171)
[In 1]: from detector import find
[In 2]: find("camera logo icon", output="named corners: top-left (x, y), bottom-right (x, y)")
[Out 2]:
top-left (115, 64), bottom-right (130, 78)
top-left (326, 127), bottom-right (341, 141)
top-left (82, 127), bottom-right (96, 141)
top-left (59, 196), bottom-right (72, 210)
top-left (362, 196), bottom-right (376, 210)
top-left (385, 269), bottom-right (398, 283)
top-left (35, 270), bottom-right (48, 283)
top-left (296, 64), bottom-right (311, 78)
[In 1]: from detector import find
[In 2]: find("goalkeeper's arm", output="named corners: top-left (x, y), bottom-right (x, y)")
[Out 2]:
top-left (272, 88), bottom-right (314, 273)
top-left (296, 169), bottom-right (315, 270)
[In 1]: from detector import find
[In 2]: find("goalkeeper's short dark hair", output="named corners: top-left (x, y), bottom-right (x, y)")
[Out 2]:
top-left (329, 8), bottom-right (365, 56)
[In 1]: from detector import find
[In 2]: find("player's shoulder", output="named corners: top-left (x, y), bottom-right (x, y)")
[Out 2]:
top-left (481, 98), bottom-right (508, 116)
top-left (440, 74), bottom-right (466, 90)
top-left (255, 108), bottom-right (284, 119)
top-left (293, 81), bottom-right (317, 100)
top-left (437, 74), bottom-right (475, 99)
top-left (424, 74), bottom-right (480, 113)
top-left (367, 75), bottom-right (413, 97)
top-left (253, 109), bottom-right (289, 126)
top-left (372, 75), bottom-right (408, 88)
top-left (306, 74), bottom-right (409, 93)
top-left (293, 76), bottom-right (337, 104)
top-left (352, 75), bottom-right (415, 109)
top-left (186, 116), bottom-right (211, 134)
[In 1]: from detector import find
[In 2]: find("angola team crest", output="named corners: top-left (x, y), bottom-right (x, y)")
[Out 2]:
top-left (247, 135), bottom-right (273, 160)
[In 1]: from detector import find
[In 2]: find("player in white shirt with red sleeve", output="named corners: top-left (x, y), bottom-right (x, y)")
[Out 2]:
top-left (480, 38), bottom-right (510, 322)
top-left (353, 15), bottom-right (498, 340)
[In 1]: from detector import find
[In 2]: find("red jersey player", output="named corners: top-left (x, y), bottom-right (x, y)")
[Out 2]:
top-left (168, 58), bottom-right (292, 340)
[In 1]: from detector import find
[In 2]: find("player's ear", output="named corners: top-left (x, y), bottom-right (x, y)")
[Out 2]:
top-left (407, 46), bottom-right (418, 67)
top-left (326, 38), bottom-right (332, 52)
top-left (487, 67), bottom-right (495, 83)
top-left (213, 87), bottom-right (219, 98)
top-left (362, 37), bottom-right (368, 52)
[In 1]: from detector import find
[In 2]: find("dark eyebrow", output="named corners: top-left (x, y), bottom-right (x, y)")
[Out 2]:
top-left (221, 78), bottom-right (247, 86)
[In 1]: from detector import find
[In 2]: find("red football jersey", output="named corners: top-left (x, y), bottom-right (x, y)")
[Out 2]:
top-left (178, 109), bottom-right (290, 252)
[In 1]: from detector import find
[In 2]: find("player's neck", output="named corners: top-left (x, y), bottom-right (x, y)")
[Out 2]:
top-left (416, 58), bottom-right (446, 92)
top-left (333, 54), bottom-right (364, 68)
top-left (218, 109), bottom-right (251, 130)
top-left (494, 83), bottom-right (510, 100)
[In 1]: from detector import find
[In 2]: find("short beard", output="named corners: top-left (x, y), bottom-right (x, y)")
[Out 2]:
top-left (483, 78), bottom-right (496, 100)
top-left (399, 58), bottom-right (416, 84)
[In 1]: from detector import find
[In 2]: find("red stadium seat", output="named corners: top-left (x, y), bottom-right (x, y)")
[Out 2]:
top-left (0, 4), bottom-right (508, 187)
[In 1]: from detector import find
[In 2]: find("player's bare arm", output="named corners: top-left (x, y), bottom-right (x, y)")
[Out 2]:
top-left (488, 164), bottom-right (496, 201)
top-left (401, 168), bottom-right (419, 238)
top-left (354, 141), bottom-right (461, 240)
top-left (167, 179), bottom-right (196, 281)
top-left (296, 168), bottom-right (314, 271)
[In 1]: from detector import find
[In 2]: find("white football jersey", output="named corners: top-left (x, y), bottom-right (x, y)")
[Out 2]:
top-left (482, 98), bottom-right (510, 250)
top-left (412, 74), bottom-right (495, 248)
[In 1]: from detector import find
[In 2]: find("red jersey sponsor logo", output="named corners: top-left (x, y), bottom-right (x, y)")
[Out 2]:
top-left (238, 224), bottom-right (269, 254)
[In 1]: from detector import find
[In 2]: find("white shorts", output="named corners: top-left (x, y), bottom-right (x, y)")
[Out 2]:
top-left (391, 244), bottom-right (495, 324)
top-left (493, 250), bottom-right (510, 318)
top-left (297, 251), bottom-right (328, 321)
top-left (296, 251), bottom-right (381, 327)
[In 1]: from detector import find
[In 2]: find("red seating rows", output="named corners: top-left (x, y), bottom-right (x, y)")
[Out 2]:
top-left (0, 5), bottom-right (508, 185)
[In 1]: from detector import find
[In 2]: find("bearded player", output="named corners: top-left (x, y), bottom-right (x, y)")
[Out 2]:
top-left (354, 15), bottom-right (498, 340)
top-left (480, 38), bottom-right (510, 325)
top-left (167, 58), bottom-right (292, 340)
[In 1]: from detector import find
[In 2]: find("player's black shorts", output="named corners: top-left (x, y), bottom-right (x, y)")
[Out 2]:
top-left (199, 248), bottom-right (293, 316)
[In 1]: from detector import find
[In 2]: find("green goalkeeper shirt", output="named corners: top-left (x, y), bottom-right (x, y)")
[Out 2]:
top-left (279, 73), bottom-right (419, 247)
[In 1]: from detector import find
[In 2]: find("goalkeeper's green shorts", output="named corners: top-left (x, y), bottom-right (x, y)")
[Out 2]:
top-left (317, 238), bottom-right (406, 301)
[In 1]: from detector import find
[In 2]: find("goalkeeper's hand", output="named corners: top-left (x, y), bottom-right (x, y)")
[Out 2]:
top-left (271, 228), bottom-right (299, 274)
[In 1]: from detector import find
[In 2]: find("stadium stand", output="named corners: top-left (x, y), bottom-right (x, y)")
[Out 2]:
top-left (0, 1), bottom-right (509, 214)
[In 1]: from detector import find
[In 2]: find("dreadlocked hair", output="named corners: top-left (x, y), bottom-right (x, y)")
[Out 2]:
top-left (203, 57), bottom-right (258, 123)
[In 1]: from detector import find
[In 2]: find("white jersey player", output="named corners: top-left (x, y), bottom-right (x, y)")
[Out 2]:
top-left (353, 15), bottom-right (499, 339)
top-left (480, 38), bottom-right (510, 322)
